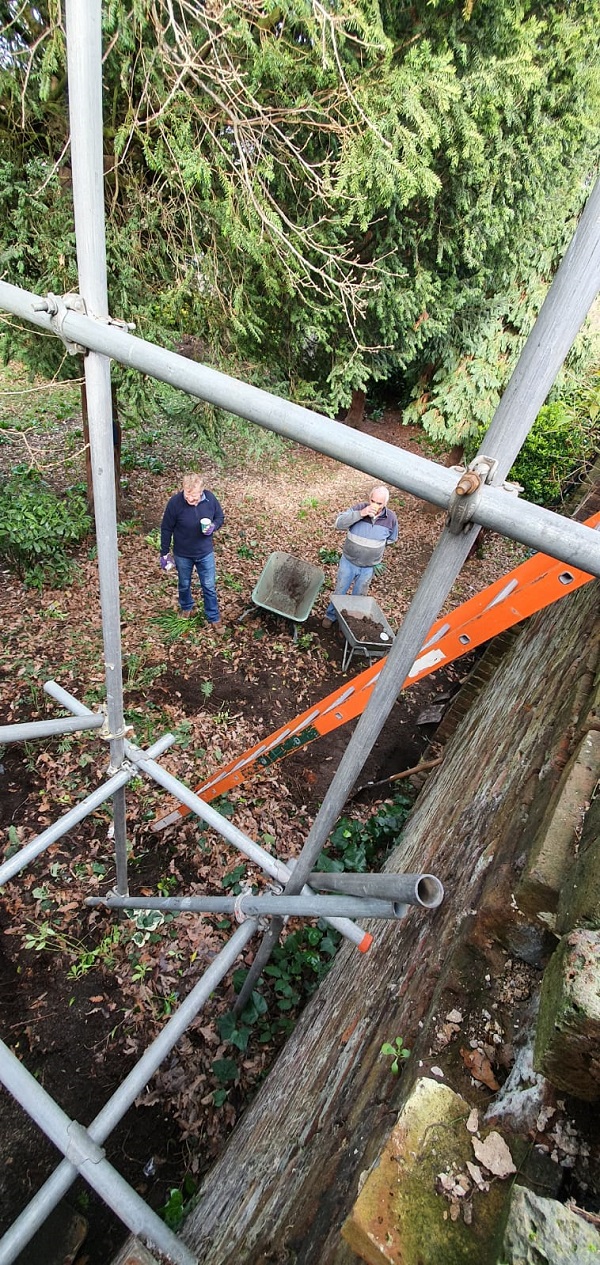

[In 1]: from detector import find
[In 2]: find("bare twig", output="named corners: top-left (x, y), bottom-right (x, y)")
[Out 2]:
top-left (565, 1202), bottom-right (600, 1229)
top-left (350, 756), bottom-right (443, 799)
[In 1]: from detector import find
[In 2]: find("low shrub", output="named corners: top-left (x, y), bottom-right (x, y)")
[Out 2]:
top-left (509, 397), bottom-right (598, 505)
top-left (214, 789), bottom-right (416, 1096)
top-left (465, 368), bottom-right (600, 506)
top-left (0, 467), bottom-right (91, 587)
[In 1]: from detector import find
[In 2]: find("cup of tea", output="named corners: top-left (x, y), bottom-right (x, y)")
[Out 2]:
top-left (200, 518), bottom-right (212, 532)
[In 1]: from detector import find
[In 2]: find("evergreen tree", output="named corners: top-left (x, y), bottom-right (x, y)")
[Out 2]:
top-left (0, 1), bottom-right (598, 441)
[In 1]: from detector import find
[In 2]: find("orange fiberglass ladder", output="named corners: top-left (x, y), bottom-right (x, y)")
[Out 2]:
top-left (153, 511), bottom-right (600, 831)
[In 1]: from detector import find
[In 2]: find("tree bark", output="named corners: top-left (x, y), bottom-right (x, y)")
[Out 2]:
top-left (343, 389), bottom-right (366, 430)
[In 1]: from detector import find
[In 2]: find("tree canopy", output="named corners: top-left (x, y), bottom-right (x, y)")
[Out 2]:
top-left (0, 0), bottom-right (599, 441)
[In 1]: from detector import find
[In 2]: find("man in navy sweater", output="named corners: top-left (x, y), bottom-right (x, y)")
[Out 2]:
top-left (160, 473), bottom-right (225, 625)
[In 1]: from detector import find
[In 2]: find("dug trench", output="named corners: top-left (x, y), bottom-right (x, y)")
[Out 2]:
top-left (0, 629), bottom-right (477, 1265)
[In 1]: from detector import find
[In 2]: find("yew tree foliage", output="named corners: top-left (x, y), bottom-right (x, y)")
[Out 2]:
top-left (0, 0), bottom-right (599, 441)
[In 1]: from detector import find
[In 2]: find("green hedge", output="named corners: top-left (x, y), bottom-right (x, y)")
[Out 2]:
top-left (465, 370), bottom-right (599, 506)
top-left (0, 468), bottom-right (91, 587)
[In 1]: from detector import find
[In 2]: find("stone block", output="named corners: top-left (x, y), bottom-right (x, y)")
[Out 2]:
top-left (556, 793), bottom-right (600, 934)
top-left (517, 730), bottom-right (600, 920)
top-left (341, 1077), bottom-right (514, 1265)
top-left (111, 1239), bottom-right (160, 1265)
top-left (534, 928), bottom-right (600, 1100)
top-left (501, 1184), bottom-right (600, 1264)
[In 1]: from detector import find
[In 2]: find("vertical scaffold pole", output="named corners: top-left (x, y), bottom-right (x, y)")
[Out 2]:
top-left (64, 0), bottom-right (128, 893)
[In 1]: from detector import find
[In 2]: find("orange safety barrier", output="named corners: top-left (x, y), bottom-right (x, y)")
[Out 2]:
top-left (153, 513), bottom-right (600, 830)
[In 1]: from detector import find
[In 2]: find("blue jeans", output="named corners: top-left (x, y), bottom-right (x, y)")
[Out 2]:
top-left (174, 552), bottom-right (220, 622)
top-left (325, 555), bottom-right (374, 622)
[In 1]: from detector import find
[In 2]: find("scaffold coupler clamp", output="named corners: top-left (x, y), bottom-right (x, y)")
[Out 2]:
top-left (33, 292), bottom-right (89, 355)
top-left (233, 881), bottom-right (256, 924)
top-left (447, 454), bottom-right (498, 535)
top-left (65, 1120), bottom-right (106, 1167)
top-left (267, 879), bottom-right (290, 927)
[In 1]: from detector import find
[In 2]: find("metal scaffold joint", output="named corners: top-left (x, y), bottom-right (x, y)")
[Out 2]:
top-left (447, 454), bottom-right (500, 535)
top-left (106, 756), bottom-right (137, 779)
top-left (65, 1121), bottom-right (106, 1168)
top-left (470, 454), bottom-right (499, 484)
top-left (100, 715), bottom-right (134, 743)
top-left (31, 291), bottom-right (134, 350)
top-left (32, 292), bottom-right (89, 355)
top-left (233, 884), bottom-right (255, 923)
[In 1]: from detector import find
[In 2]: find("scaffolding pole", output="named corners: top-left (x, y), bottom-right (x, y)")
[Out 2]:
top-left (0, 734), bottom-right (174, 888)
top-left (0, 920), bottom-right (257, 1265)
top-left (89, 870), bottom-right (445, 909)
top-left (1, 278), bottom-right (600, 574)
top-left (86, 891), bottom-right (439, 919)
top-left (63, 0), bottom-right (128, 895)
top-left (40, 681), bottom-right (371, 950)
top-left (0, 713), bottom-right (105, 743)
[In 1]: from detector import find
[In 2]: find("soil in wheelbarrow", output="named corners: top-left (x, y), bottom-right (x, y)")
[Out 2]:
top-left (279, 559), bottom-right (310, 608)
top-left (341, 611), bottom-right (388, 643)
top-left (265, 557), bottom-right (317, 618)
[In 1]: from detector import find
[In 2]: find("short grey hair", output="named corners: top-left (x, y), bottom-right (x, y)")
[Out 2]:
top-left (371, 485), bottom-right (389, 505)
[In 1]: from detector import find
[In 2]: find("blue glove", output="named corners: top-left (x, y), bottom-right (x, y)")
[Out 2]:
top-left (202, 523), bottom-right (215, 536)
top-left (160, 553), bottom-right (175, 571)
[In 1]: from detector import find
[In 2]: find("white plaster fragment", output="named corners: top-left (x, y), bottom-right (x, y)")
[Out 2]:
top-left (466, 1108), bottom-right (479, 1134)
top-left (471, 1132), bottom-right (516, 1179)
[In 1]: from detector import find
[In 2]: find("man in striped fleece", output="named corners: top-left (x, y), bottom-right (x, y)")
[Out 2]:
top-left (322, 485), bottom-right (398, 629)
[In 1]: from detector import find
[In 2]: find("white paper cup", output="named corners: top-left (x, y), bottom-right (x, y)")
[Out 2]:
top-left (200, 518), bottom-right (212, 532)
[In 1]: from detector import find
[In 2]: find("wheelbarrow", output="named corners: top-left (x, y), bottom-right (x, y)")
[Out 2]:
top-left (330, 594), bottom-right (395, 671)
top-left (240, 551), bottom-right (324, 640)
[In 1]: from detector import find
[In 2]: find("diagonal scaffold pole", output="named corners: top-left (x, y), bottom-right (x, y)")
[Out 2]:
top-left (41, 680), bottom-right (372, 951)
top-left (0, 919), bottom-right (259, 1265)
top-left (234, 174), bottom-right (600, 1006)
